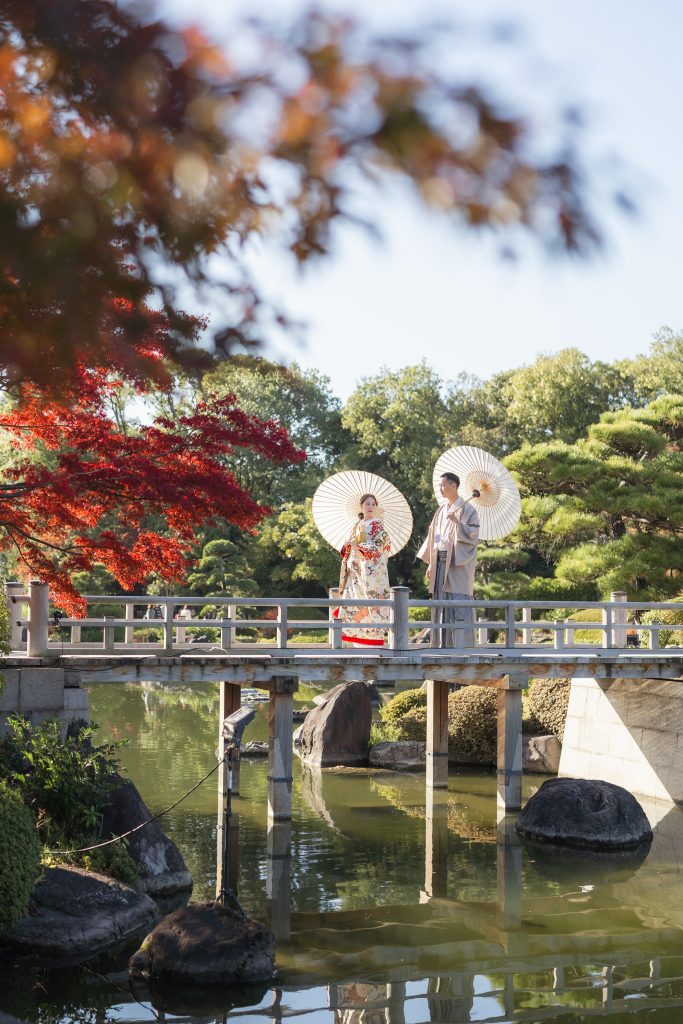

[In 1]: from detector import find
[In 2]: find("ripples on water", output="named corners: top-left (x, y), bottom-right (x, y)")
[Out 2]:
top-left (4, 681), bottom-right (683, 1024)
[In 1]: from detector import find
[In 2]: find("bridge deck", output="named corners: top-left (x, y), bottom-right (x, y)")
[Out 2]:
top-left (10, 648), bottom-right (682, 684)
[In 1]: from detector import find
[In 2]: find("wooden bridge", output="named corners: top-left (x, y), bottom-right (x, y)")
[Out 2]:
top-left (4, 583), bottom-right (683, 820)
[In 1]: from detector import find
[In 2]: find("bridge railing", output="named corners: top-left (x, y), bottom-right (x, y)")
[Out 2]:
top-left (6, 581), bottom-right (683, 657)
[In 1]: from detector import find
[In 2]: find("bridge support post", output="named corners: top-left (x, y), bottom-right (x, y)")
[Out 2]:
top-left (422, 786), bottom-right (448, 900)
top-left (216, 681), bottom-right (242, 899)
top-left (496, 815), bottom-right (522, 931)
top-left (426, 679), bottom-right (449, 789)
top-left (497, 674), bottom-right (524, 814)
top-left (268, 677), bottom-right (296, 821)
top-left (266, 818), bottom-right (292, 940)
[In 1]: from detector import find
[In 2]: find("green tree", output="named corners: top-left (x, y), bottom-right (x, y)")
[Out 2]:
top-left (506, 395), bottom-right (683, 598)
top-left (251, 501), bottom-right (340, 597)
top-left (620, 327), bottom-right (683, 402)
top-left (199, 357), bottom-right (348, 504)
top-left (187, 539), bottom-right (258, 599)
top-left (500, 348), bottom-right (636, 445)
top-left (342, 363), bottom-right (449, 530)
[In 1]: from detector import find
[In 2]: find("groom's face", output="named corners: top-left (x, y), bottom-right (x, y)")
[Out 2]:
top-left (439, 475), bottom-right (459, 502)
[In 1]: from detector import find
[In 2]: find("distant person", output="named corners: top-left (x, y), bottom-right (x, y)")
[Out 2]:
top-left (336, 493), bottom-right (391, 646)
top-left (418, 472), bottom-right (480, 647)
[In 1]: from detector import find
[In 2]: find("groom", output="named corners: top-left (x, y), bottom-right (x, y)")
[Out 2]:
top-left (417, 472), bottom-right (480, 648)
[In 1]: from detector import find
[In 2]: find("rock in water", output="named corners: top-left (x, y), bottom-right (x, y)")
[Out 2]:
top-left (101, 779), bottom-right (192, 896)
top-left (516, 777), bottom-right (653, 849)
top-left (129, 902), bottom-right (275, 984)
top-left (299, 681), bottom-right (371, 767)
top-left (369, 741), bottom-right (426, 771)
top-left (523, 734), bottom-right (561, 774)
top-left (1, 866), bottom-right (158, 958)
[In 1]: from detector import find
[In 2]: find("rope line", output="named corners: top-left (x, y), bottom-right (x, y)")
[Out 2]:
top-left (50, 753), bottom-right (228, 856)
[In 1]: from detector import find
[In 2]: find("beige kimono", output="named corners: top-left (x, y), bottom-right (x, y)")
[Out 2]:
top-left (417, 497), bottom-right (480, 596)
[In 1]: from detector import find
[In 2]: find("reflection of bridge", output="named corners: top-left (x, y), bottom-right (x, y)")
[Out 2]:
top-left (111, 794), bottom-right (683, 1022)
top-left (4, 584), bottom-right (683, 820)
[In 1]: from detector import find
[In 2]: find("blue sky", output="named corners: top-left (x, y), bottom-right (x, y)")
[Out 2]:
top-left (162, 0), bottom-right (683, 398)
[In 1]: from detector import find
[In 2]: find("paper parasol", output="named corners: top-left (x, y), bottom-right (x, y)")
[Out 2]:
top-left (432, 446), bottom-right (521, 540)
top-left (312, 471), bottom-right (413, 554)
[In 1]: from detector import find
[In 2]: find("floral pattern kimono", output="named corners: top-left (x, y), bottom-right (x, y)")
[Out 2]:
top-left (336, 517), bottom-right (391, 646)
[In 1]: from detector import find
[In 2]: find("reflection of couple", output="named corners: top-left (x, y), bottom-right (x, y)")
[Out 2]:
top-left (337, 473), bottom-right (479, 648)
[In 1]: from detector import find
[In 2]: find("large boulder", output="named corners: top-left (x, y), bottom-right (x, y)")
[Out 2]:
top-left (369, 741), bottom-right (426, 772)
top-left (516, 777), bottom-right (653, 849)
top-left (101, 780), bottom-right (192, 897)
top-left (299, 681), bottom-right (371, 767)
top-left (0, 865), bottom-right (159, 958)
top-left (129, 902), bottom-right (275, 985)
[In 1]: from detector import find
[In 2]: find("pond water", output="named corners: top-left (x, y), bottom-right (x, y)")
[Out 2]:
top-left (4, 680), bottom-right (683, 1024)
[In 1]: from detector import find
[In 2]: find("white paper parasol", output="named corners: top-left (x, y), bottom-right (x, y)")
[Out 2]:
top-left (312, 471), bottom-right (413, 554)
top-left (432, 446), bottom-right (521, 540)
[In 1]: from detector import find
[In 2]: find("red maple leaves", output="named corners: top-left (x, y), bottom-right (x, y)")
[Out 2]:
top-left (0, 368), bottom-right (305, 613)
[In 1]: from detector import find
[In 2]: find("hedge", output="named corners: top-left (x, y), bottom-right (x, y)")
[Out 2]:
top-left (527, 678), bottom-right (571, 742)
top-left (0, 783), bottom-right (41, 929)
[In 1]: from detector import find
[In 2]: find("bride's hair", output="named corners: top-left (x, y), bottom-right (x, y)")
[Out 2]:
top-left (358, 493), bottom-right (378, 519)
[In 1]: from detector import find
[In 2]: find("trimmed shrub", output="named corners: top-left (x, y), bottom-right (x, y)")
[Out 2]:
top-left (377, 687), bottom-right (427, 740)
top-left (527, 678), bottom-right (571, 742)
top-left (400, 706), bottom-right (427, 741)
top-left (447, 686), bottom-right (497, 765)
top-left (0, 783), bottom-right (41, 929)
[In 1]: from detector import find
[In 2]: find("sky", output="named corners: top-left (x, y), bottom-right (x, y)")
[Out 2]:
top-left (161, 0), bottom-right (683, 399)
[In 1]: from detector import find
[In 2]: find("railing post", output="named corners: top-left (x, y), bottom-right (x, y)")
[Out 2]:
top-left (521, 605), bottom-right (531, 646)
top-left (5, 582), bottom-right (25, 652)
top-left (125, 604), bottom-right (136, 645)
top-left (176, 607), bottom-right (192, 644)
top-left (505, 604), bottom-right (516, 649)
top-left (477, 617), bottom-right (488, 646)
top-left (611, 591), bottom-right (628, 647)
top-left (328, 588), bottom-right (341, 649)
top-left (103, 615), bottom-right (115, 652)
top-left (389, 587), bottom-right (410, 652)
top-left (162, 602), bottom-right (174, 651)
top-left (601, 605), bottom-right (613, 649)
top-left (28, 580), bottom-right (49, 657)
top-left (276, 602), bottom-right (288, 649)
top-left (222, 604), bottom-right (236, 650)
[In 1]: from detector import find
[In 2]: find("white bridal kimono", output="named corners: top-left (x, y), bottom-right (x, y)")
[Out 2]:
top-left (336, 517), bottom-right (391, 646)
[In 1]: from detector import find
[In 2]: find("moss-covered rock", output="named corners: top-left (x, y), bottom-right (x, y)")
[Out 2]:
top-left (0, 783), bottom-right (41, 930)
top-left (447, 687), bottom-right (497, 765)
top-left (527, 678), bottom-right (571, 742)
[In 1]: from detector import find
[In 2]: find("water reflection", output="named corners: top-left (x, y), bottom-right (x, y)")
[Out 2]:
top-left (4, 681), bottom-right (683, 1023)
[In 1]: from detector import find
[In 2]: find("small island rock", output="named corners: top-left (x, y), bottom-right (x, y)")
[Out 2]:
top-left (129, 901), bottom-right (275, 985)
top-left (516, 777), bottom-right (653, 849)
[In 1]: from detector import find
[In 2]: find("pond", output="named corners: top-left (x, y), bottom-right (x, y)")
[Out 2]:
top-left (3, 680), bottom-right (683, 1023)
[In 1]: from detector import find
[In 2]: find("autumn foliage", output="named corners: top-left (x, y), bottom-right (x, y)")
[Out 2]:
top-left (0, 367), bottom-right (304, 612)
top-left (0, 0), bottom-right (621, 608)
top-left (0, 0), bottom-right (607, 392)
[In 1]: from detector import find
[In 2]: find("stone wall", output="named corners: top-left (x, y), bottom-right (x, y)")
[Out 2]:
top-left (560, 677), bottom-right (683, 805)
top-left (0, 662), bottom-right (89, 733)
